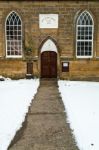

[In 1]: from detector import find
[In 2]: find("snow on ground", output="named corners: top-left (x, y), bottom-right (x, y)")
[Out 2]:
top-left (58, 80), bottom-right (99, 150)
top-left (0, 78), bottom-right (39, 150)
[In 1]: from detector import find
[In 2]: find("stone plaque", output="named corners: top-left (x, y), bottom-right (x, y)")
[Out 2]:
top-left (39, 14), bottom-right (58, 28)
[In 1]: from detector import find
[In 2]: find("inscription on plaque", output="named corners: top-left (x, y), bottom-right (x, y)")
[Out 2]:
top-left (39, 14), bottom-right (58, 28)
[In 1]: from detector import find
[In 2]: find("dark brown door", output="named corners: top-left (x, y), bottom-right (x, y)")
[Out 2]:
top-left (41, 51), bottom-right (57, 78)
top-left (27, 62), bottom-right (33, 74)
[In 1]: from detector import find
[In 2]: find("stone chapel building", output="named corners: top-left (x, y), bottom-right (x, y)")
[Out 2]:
top-left (0, 0), bottom-right (99, 80)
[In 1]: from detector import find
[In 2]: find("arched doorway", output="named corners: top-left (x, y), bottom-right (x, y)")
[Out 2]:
top-left (41, 39), bottom-right (57, 78)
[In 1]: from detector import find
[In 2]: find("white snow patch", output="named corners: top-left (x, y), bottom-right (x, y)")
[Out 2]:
top-left (0, 78), bottom-right (39, 150)
top-left (58, 80), bottom-right (99, 150)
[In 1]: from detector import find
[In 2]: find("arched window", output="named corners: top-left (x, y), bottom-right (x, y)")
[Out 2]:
top-left (76, 11), bottom-right (94, 58)
top-left (5, 11), bottom-right (22, 57)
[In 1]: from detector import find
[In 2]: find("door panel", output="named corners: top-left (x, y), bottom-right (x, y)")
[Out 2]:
top-left (41, 51), bottom-right (57, 78)
top-left (27, 62), bottom-right (33, 74)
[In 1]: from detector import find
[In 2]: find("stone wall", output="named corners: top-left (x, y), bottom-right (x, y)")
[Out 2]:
top-left (0, 59), bottom-right (26, 78)
top-left (0, 1), bottom-right (99, 79)
top-left (60, 60), bottom-right (99, 80)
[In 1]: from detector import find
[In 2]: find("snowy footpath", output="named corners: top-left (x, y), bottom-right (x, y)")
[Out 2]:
top-left (58, 80), bottom-right (99, 150)
top-left (0, 78), bottom-right (39, 150)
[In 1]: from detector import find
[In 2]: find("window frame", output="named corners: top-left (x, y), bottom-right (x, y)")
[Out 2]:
top-left (76, 11), bottom-right (94, 58)
top-left (5, 11), bottom-right (22, 58)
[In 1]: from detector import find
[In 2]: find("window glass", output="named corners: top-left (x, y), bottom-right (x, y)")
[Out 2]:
top-left (76, 11), bottom-right (93, 57)
top-left (6, 11), bottom-right (22, 57)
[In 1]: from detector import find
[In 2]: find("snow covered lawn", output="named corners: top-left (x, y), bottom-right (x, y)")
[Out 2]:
top-left (0, 78), bottom-right (39, 150)
top-left (58, 80), bottom-right (99, 150)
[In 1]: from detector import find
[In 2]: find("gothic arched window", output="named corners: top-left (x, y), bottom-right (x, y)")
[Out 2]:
top-left (76, 11), bottom-right (94, 58)
top-left (5, 11), bottom-right (22, 57)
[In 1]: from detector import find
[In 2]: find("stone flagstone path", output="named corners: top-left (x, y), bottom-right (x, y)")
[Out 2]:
top-left (9, 79), bottom-right (79, 150)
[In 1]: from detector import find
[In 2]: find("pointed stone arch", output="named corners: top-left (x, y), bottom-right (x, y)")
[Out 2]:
top-left (41, 39), bottom-right (57, 53)
top-left (39, 36), bottom-right (58, 53)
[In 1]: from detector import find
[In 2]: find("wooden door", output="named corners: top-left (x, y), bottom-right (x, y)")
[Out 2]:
top-left (41, 51), bottom-right (57, 78)
top-left (27, 62), bottom-right (33, 75)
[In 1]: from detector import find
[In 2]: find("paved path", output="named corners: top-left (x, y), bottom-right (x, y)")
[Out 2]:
top-left (9, 79), bottom-right (79, 150)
